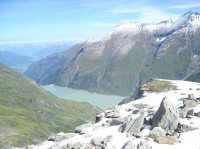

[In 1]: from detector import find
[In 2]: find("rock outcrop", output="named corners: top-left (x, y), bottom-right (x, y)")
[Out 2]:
top-left (121, 111), bottom-right (145, 135)
top-left (152, 97), bottom-right (179, 134)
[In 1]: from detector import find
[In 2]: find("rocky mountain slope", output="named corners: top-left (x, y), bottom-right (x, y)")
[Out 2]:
top-left (22, 79), bottom-right (200, 149)
top-left (0, 64), bottom-right (98, 148)
top-left (25, 11), bottom-right (200, 96)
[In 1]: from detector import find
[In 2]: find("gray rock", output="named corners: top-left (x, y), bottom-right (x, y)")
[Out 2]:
top-left (188, 94), bottom-right (196, 100)
top-left (66, 142), bottom-right (91, 149)
top-left (121, 111), bottom-right (145, 135)
top-left (144, 118), bottom-right (152, 125)
top-left (137, 141), bottom-right (152, 149)
top-left (175, 123), bottom-right (198, 133)
top-left (102, 135), bottom-right (112, 145)
top-left (152, 97), bottom-right (179, 135)
top-left (187, 109), bottom-right (194, 116)
top-left (105, 110), bottom-right (120, 118)
top-left (194, 111), bottom-right (200, 118)
top-left (74, 123), bottom-right (92, 135)
top-left (183, 99), bottom-right (198, 108)
top-left (150, 127), bottom-right (166, 137)
top-left (91, 137), bottom-right (103, 145)
top-left (48, 133), bottom-right (75, 142)
top-left (110, 118), bottom-right (126, 126)
top-left (91, 136), bottom-right (111, 149)
top-left (96, 112), bottom-right (105, 123)
top-left (178, 107), bottom-right (188, 118)
top-left (132, 110), bottom-right (139, 114)
top-left (122, 141), bottom-right (135, 149)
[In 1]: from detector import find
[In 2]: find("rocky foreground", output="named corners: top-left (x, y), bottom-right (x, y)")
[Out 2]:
top-left (16, 79), bottom-right (200, 149)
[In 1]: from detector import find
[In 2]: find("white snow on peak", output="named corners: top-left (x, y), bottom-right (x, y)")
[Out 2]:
top-left (170, 15), bottom-right (181, 23)
top-left (107, 22), bottom-right (145, 36)
top-left (83, 12), bottom-right (200, 59)
top-left (106, 12), bottom-right (200, 37)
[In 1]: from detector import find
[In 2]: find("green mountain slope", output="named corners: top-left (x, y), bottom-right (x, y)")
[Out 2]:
top-left (0, 64), bottom-right (98, 148)
top-left (25, 12), bottom-right (200, 96)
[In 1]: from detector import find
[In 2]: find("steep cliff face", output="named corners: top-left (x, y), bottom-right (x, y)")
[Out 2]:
top-left (25, 12), bottom-right (200, 96)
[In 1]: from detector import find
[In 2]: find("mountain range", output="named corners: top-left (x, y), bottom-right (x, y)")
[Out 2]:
top-left (0, 64), bottom-right (98, 148)
top-left (25, 11), bottom-right (200, 96)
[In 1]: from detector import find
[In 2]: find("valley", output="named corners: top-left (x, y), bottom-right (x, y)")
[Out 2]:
top-left (1, 1), bottom-right (200, 147)
top-left (25, 12), bottom-right (200, 97)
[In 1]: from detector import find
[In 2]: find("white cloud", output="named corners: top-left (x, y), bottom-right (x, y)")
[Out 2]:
top-left (136, 10), bottom-right (177, 23)
top-left (105, 8), bottom-right (138, 14)
top-left (169, 2), bottom-right (200, 9)
top-left (93, 22), bottom-right (115, 27)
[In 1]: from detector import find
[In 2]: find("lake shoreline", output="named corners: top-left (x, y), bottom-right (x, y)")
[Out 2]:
top-left (42, 85), bottom-right (125, 109)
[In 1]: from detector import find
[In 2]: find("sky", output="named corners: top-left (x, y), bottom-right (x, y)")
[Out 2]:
top-left (0, 0), bottom-right (200, 43)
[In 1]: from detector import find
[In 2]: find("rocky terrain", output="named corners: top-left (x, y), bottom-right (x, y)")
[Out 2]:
top-left (19, 79), bottom-right (200, 149)
top-left (25, 11), bottom-right (200, 96)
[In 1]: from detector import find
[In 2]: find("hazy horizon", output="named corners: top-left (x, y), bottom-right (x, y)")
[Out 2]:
top-left (1, 0), bottom-right (200, 44)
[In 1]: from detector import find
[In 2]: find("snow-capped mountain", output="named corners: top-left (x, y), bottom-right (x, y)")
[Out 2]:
top-left (22, 79), bottom-right (200, 149)
top-left (108, 11), bottom-right (200, 37)
top-left (25, 11), bottom-right (200, 97)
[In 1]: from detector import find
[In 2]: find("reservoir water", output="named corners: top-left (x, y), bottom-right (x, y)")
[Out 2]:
top-left (43, 85), bottom-right (125, 109)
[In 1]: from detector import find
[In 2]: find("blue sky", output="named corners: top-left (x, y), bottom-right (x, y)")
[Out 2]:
top-left (0, 0), bottom-right (200, 43)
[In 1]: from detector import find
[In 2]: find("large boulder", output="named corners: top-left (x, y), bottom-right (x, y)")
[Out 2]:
top-left (121, 111), bottom-right (145, 135)
top-left (152, 97), bottom-right (179, 134)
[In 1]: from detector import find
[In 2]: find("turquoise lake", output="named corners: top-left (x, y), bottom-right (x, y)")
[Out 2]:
top-left (43, 85), bottom-right (125, 109)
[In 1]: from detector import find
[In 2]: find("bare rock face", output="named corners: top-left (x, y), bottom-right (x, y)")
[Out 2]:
top-left (152, 97), bottom-right (179, 134)
top-left (121, 111), bottom-right (145, 135)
